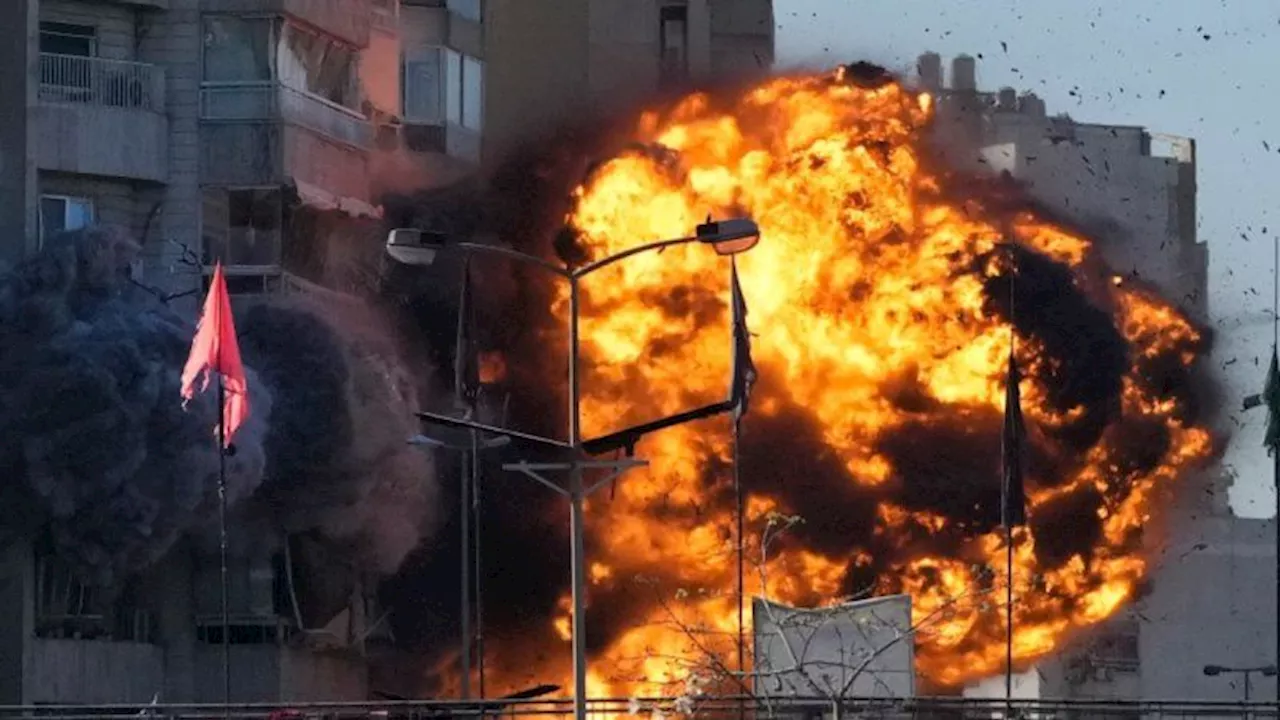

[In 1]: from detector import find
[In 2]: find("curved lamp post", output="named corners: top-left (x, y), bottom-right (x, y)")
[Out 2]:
top-left (386, 218), bottom-right (760, 720)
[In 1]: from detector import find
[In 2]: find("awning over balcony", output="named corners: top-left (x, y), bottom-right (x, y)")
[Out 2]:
top-left (292, 180), bottom-right (382, 219)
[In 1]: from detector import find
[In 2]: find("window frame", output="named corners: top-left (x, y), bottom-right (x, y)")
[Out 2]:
top-left (658, 4), bottom-right (689, 85)
top-left (200, 14), bottom-right (278, 85)
top-left (39, 22), bottom-right (98, 58)
top-left (39, 194), bottom-right (96, 248)
top-left (200, 186), bottom-right (284, 273)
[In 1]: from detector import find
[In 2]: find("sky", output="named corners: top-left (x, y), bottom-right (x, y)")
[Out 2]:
top-left (773, 0), bottom-right (1280, 518)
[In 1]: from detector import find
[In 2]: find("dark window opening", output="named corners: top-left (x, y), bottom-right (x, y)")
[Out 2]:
top-left (40, 22), bottom-right (96, 57)
top-left (202, 187), bottom-right (283, 268)
top-left (33, 551), bottom-right (154, 643)
top-left (659, 5), bottom-right (689, 85)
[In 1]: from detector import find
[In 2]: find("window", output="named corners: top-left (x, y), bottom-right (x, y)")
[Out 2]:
top-left (444, 49), bottom-right (462, 125)
top-left (40, 22), bottom-right (96, 57)
top-left (194, 552), bottom-right (291, 644)
top-left (402, 50), bottom-right (443, 123)
top-left (447, 0), bottom-right (482, 23)
top-left (462, 56), bottom-right (483, 130)
top-left (34, 552), bottom-right (153, 642)
top-left (39, 195), bottom-right (94, 246)
top-left (659, 5), bottom-right (689, 85)
top-left (201, 188), bottom-right (283, 269)
top-left (202, 16), bottom-right (273, 82)
top-left (277, 22), bottom-right (359, 110)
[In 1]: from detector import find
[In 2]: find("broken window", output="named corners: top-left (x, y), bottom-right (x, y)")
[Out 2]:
top-left (1087, 618), bottom-right (1140, 672)
top-left (277, 22), bottom-right (359, 110)
top-left (194, 551), bottom-right (292, 645)
top-left (34, 551), bottom-right (153, 643)
top-left (202, 187), bottom-right (283, 269)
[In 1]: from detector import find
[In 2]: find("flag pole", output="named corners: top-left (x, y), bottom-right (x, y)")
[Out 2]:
top-left (1004, 248), bottom-right (1016, 716)
top-left (1272, 233), bottom-right (1278, 680)
top-left (734, 411), bottom-right (745, 720)
top-left (217, 373), bottom-right (231, 713)
top-left (472, 425), bottom-right (485, 699)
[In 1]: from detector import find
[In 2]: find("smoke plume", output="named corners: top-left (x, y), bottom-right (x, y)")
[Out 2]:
top-left (0, 226), bottom-right (436, 590)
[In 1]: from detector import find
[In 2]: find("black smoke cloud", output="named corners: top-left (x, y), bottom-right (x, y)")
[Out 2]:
top-left (0, 226), bottom-right (436, 590)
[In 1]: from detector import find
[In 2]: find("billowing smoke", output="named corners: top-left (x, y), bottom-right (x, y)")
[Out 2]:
top-left (0, 225), bottom-right (436, 590)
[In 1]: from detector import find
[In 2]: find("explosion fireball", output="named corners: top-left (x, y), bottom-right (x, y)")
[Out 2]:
top-left (469, 66), bottom-right (1211, 695)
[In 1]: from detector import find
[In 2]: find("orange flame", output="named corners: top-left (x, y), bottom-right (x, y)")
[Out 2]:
top-left (476, 69), bottom-right (1211, 697)
top-left (479, 351), bottom-right (508, 384)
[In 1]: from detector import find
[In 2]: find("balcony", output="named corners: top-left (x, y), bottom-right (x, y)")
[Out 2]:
top-left (201, 82), bottom-right (373, 150)
top-left (35, 53), bottom-right (168, 182)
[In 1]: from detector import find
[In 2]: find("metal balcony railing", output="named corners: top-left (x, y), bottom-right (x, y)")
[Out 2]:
top-left (39, 52), bottom-right (164, 112)
top-left (200, 82), bottom-right (373, 149)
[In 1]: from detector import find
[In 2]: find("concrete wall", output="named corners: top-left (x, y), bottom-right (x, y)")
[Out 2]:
top-left (138, 0), bottom-right (202, 301)
top-left (279, 648), bottom-right (368, 701)
top-left (284, 125), bottom-right (371, 200)
top-left (483, 0), bottom-right (589, 160)
top-left (41, 0), bottom-right (137, 61)
top-left (1137, 516), bottom-right (1277, 702)
top-left (587, 0), bottom-right (712, 109)
top-left (0, 541), bottom-right (33, 705)
top-left (0, 0), bottom-right (38, 264)
top-left (202, 0), bottom-right (372, 47)
top-left (707, 0), bottom-right (773, 77)
top-left (25, 640), bottom-right (164, 704)
top-left (35, 102), bottom-right (169, 182)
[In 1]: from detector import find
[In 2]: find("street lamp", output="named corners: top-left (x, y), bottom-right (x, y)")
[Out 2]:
top-left (1203, 664), bottom-right (1278, 704)
top-left (386, 218), bottom-right (761, 720)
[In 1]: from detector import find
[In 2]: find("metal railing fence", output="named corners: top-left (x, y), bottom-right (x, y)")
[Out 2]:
top-left (0, 696), bottom-right (1276, 720)
top-left (39, 53), bottom-right (164, 111)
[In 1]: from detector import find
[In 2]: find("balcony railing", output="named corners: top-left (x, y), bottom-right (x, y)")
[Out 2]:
top-left (200, 82), bottom-right (373, 149)
top-left (39, 52), bottom-right (164, 112)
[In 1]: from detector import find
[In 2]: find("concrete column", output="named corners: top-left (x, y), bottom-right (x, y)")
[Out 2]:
top-left (0, 0), bottom-right (38, 264)
top-left (0, 539), bottom-right (33, 704)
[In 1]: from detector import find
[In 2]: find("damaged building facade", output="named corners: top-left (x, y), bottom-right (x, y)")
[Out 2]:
top-left (915, 52), bottom-right (1276, 704)
top-left (0, 0), bottom-right (773, 705)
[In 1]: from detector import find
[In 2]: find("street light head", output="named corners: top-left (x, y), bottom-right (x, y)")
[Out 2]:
top-left (386, 228), bottom-right (445, 267)
top-left (1263, 666), bottom-right (1279, 677)
top-left (696, 217), bottom-right (760, 256)
top-left (1243, 393), bottom-right (1263, 411)
top-left (1203, 665), bottom-right (1225, 676)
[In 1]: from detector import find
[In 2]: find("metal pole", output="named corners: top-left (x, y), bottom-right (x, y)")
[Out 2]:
top-left (460, 448), bottom-right (472, 699)
top-left (217, 375), bottom-right (230, 714)
top-left (734, 414), bottom-right (746, 719)
top-left (1005, 526), bottom-right (1014, 716)
top-left (472, 428), bottom-right (486, 699)
top-left (568, 277), bottom-right (588, 720)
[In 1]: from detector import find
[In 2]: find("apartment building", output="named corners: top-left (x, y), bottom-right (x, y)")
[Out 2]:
top-left (0, 0), bottom-right (773, 297)
top-left (917, 52), bottom-right (1276, 704)
top-left (0, 0), bottom-right (774, 704)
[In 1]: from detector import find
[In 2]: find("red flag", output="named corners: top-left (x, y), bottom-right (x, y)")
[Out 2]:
top-left (181, 262), bottom-right (249, 448)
